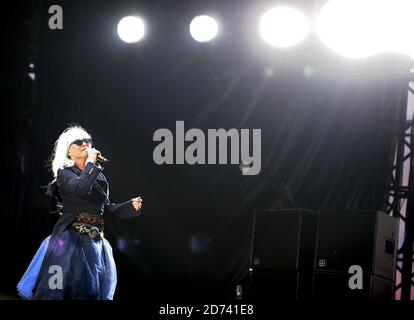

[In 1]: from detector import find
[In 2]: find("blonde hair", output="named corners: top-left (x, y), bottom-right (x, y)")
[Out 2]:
top-left (50, 125), bottom-right (92, 180)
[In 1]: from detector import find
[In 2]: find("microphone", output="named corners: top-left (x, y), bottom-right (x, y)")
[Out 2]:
top-left (86, 147), bottom-right (109, 166)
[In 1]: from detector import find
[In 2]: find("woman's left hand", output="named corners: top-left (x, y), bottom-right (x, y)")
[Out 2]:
top-left (131, 196), bottom-right (143, 212)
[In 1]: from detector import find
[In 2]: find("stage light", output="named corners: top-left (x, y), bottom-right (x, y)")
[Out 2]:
top-left (189, 15), bottom-right (219, 43)
top-left (383, 0), bottom-right (414, 58)
top-left (316, 0), bottom-right (414, 59)
top-left (259, 7), bottom-right (309, 48)
top-left (117, 16), bottom-right (145, 43)
top-left (316, 0), bottom-right (383, 59)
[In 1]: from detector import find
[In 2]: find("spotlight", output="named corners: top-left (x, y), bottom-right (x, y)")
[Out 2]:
top-left (259, 6), bottom-right (309, 48)
top-left (189, 15), bottom-right (219, 43)
top-left (316, 0), bottom-right (382, 59)
top-left (382, 0), bottom-right (414, 58)
top-left (316, 0), bottom-right (414, 59)
top-left (117, 16), bottom-right (145, 43)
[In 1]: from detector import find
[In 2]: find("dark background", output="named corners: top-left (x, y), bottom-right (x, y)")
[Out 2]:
top-left (1, 0), bottom-right (412, 301)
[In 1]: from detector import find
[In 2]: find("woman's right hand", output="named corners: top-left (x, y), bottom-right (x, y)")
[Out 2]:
top-left (86, 148), bottom-right (101, 164)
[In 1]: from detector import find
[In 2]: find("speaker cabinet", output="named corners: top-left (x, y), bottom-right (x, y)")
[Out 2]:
top-left (248, 209), bottom-right (318, 300)
top-left (251, 209), bottom-right (318, 271)
top-left (248, 209), bottom-right (397, 301)
top-left (248, 269), bottom-right (314, 301)
top-left (312, 272), bottom-right (394, 300)
top-left (314, 210), bottom-right (398, 281)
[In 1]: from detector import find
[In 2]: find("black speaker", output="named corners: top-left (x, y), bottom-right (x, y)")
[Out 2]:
top-left (251, 209), bottom-right (318, 270)
top-left (312, 272), bottom-right (394, 300)
top-left (314, 210), bottom-right (398, 281)
top-left (248, 269), bottom-right (315, 301)
top-left (248, 209), bottom-right (318, 300)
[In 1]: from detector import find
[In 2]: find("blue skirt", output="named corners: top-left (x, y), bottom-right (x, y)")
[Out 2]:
top-left (17, 227), bottom-right (117, 300)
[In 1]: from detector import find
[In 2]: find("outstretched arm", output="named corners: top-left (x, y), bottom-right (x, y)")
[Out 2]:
top-left (105, 197), bottom-right (142, 220)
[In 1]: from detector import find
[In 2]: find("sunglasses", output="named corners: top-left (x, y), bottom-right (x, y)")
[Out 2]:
top-left (70, 138), bottom-right (93, 146)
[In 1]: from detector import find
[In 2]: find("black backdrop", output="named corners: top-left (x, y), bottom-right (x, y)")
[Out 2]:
top-left (1, 0), bottom-right (411, 301)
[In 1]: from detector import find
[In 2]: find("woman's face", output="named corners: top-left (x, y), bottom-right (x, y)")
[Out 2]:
top-left (67, 138), bottom-right (92, 160)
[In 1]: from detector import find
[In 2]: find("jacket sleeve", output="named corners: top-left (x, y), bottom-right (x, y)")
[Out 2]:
top-left (105, 199), bottom-right (142, 220)
top-left (56, 162), bottom-right (102, 196)
top-left (103, 177), bottom-right (142, 220)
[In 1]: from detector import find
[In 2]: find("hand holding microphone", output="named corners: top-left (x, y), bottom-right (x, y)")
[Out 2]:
top-left (86, 147), bottom-right (109, 166)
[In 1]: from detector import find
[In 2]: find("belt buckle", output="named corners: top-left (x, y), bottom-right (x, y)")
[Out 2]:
top-left (88, 226), bottom-right (102, 240)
